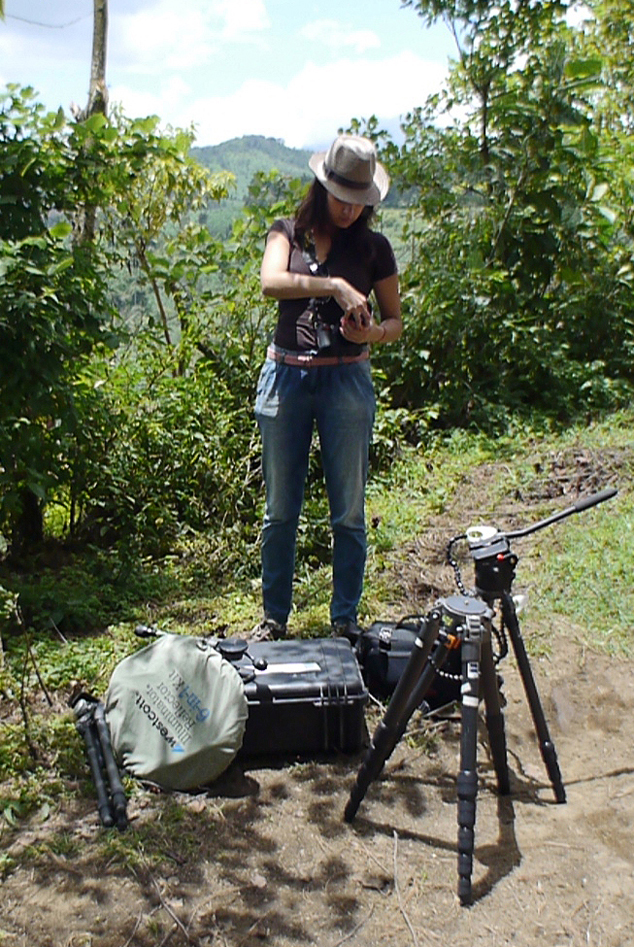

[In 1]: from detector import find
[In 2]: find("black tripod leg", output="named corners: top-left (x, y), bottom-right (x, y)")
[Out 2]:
top-left (391, 622), bottom-right (455, 744)
top-left (76, 713), bottom-right (115, 828)
top-left (94, 702), bottom-right (128, 831)
top-left (344, 609), bottom-right (443, 823)
top-left (480, 635), bottom-right (510, 796)
top-left (456, 619), bottom-right (482, 906)
top-left (501, 591), bottom-right (566, 803)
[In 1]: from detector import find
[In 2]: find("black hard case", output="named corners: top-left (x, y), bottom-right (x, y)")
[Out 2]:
top-left (236, 637), bottom-right (368, 757)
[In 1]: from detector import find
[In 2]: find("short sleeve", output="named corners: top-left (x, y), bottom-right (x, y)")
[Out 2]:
top-left (372, 232), bottom-right (398, 283)
top-left (268, 218), bottom-right (295, 243)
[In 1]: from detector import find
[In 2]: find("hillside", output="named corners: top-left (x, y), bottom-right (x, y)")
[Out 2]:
top-left (193, 135), bottom-right (312, 198)
top-left (192, 135), bottom-right (312, 236)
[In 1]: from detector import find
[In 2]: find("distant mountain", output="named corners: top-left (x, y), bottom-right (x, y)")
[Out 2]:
top-left (193, 135), bottom-right (312, 198)
top-left (191, 135), bottom-right (312, 236)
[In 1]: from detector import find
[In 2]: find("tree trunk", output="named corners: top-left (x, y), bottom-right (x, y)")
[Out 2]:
top-left (74, 0), bottom-right (109, 244)
top-left (12, 489), bottom-right (44, 559)
top-left (88, 0), bottom-right (109, 118)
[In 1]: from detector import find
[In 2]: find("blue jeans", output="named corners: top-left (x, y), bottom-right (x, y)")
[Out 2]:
top-left (255, 356), bottom-right (376, 626)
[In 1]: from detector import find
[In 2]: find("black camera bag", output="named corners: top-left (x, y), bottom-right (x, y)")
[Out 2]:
top-left (354, 617), bottom-right (461, 712)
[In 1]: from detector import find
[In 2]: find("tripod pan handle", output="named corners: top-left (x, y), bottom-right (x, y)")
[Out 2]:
top-left (572, 486), bottom-right (617, 513)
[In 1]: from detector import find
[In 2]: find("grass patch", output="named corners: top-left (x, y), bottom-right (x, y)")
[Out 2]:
top-left (0, 408), bottom-right (632, 828)
top-left (521, 495), bottom-right (632, 654)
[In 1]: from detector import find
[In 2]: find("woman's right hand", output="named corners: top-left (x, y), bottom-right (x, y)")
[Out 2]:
top-left (331, 276), bottom-right (370, 321)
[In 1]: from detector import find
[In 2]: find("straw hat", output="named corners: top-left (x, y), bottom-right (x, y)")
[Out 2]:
top-left (308, 134), bottom-right (390, 206)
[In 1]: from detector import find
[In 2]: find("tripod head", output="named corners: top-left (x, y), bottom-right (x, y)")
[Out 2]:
top-left (448, 487), bottom-right (617, 600)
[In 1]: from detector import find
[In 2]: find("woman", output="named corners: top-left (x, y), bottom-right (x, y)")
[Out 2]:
top-left (252, 134), bottom-right (402, 641)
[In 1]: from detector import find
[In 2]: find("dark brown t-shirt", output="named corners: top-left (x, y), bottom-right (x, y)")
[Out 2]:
top-left (268, 217), bottom-right (397, 355)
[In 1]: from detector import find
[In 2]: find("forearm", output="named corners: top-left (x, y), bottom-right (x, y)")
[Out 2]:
top-left (261, 271), bottom-right (337, 301)
top-left (262, 271), bottom-right (370, 319)
top-left (368, 272), bottom-right (402, 345)
top-left (370, 316), bottom-right (402, 345)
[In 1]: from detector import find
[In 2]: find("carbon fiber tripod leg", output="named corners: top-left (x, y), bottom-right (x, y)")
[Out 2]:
top-left (501, 590), bottom-right (566, 803)
top-left (94, 702), bottom-right (128, 831)
top-left (74, 700), bottom-right (115, 829)
top-left (480, 635), bottom-right (510, 796)
top-left (344, 608), bottom-right (443, 823)
top-left (456, 613), bottom-right (483, 906)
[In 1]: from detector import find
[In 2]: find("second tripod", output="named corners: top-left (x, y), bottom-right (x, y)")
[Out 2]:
top-left (344, 487), bottom-right (617, 905)
top-left (345, 592), bottom-right (524, 906)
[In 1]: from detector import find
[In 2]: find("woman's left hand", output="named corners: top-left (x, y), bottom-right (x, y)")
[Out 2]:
top-left (339, 273), bottom-right (402, 346)
top-left (339, 311), bottom-right (373, 344)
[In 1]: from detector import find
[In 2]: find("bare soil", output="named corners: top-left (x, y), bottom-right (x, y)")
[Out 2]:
top-left (2, 448), bottom-right (633, 947)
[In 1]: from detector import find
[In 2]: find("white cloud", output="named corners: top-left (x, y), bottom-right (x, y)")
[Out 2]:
top-left (179, 77), bottom-right (289, 144)
top-left (175, 50), bottom-right (448, 148)
top-left (114, 0), bottom-right (270, 74)
top-left (115, 7), bottom-right (216, 73)
top-left (567, 2), bottom-right (594, 28)
top-left (300, 20), bottom-right (381, 55)
top-left (215, 0), bottom-right (271, 40)
top-left (109, 75), bottom-right (193, 127)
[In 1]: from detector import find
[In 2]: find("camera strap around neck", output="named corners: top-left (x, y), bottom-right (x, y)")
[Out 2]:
top-left (302, 232), bottom-right (328, 277)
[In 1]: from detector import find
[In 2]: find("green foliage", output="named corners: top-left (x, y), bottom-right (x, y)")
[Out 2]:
top-left (2, 545), bottom-right (180, 635)
top-left (513, 412), bottom-right (634, 653)
top-left (98, 110), bottom-right (233, 370)
top-left (385, 1), bottom-right (634, 430)
top-left (0, 89), bottom-right (245, 565)
top-left (3, 623), bottom-right (138, 692)
top-left (59, 170), bottom-right (291, 567)
top-left (0, 582), bottom-right (17, 626)
top-left (0, 88), bottom-right (114, 554)
top-left (0, 725), bottom-right (30, 784)
top-left (580, 0), bottom-right (634, 135)
top-left (529, 499), bottom-right (634, 654)
top-left (65, 351), bottom-right (263, 564)
top-left (0, 92), bottom-right (229, 557)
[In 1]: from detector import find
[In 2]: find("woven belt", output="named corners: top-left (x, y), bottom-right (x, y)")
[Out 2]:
top-left (266, 345), bottom-right (369, 367)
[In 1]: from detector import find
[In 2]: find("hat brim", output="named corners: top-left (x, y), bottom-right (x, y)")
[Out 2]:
top-left (308, 152), bottom-right (390, 206)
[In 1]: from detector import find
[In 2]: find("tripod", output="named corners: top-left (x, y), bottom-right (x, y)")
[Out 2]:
top-left (71, 693), bottom-right (128, 831)
top-left (344, 487), bottom-right (617, 905)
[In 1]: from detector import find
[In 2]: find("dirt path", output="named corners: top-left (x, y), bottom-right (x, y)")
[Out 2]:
top-left (2, 626), bottom-right (633, 947)
top-left (2, 449), bottom-right (632, 946)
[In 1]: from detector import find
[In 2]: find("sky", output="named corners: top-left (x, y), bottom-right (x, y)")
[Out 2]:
top-left (0, 0), bottom-right (457, 150)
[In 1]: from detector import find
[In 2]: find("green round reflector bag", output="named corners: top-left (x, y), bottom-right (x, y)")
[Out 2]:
top-left (105, 635), bottom-right (248, 791)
